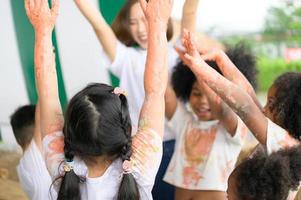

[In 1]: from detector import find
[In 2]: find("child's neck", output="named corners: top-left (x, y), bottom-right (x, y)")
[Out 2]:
top-left (84, 156), bottom-right (113, 178)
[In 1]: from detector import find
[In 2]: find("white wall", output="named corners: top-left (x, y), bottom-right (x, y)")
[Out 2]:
top-left (56, 0), bottom-right (110, 99)
top-left (0, 0), bottom-right (29, 147)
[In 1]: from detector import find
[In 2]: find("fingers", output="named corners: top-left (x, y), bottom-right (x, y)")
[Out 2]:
top-left (200, 51), bottom-right (217, 61)
top-left (174, 47), bottom-right (185, 57)
top-left (24, 0), bottom-right (31, 16)
top-left (200, 49), bottom-right (224, 62)
top-left (139, 0), bottom-right (147, 15)
top-left (186, 32), bottom-right (198, 55)
top-left (184, 53), bottom-right (193, 63)
top-left (34, 0), bottom-right (41, 9)
top-left (182, 30), bottom-right (196, 54)
top-left (27, 0), bottom-right (35, 11)
top-left (175, 47), bottom-right (190, 65)
top-left (51, 0), bottom-right (59, 16)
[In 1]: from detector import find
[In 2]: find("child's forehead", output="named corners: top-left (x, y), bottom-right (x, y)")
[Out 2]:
top-left (192, 82), bottom-right (203, 91)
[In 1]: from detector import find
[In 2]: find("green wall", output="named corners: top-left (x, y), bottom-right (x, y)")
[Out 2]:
top-left (10, 0), bottom-right (126, 106)
top-left (99, 0), bottom-right (125, 87)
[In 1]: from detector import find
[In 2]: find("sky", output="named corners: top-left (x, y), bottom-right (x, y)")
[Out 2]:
top-left (172, 0), bottom-right (294, 35)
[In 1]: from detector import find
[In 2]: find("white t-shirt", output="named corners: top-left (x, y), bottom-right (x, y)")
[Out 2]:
top-left (266, 118), bottom-right (299, 154)
top-left (102, 41), bottom-right (178, 141)
top-left (43, 128), bottom-right (163, 200)
top-left (265, 118), bottom-right (300, 200)
top-left (16, 140), bottom-right (52, 200)
top-left (163, 103), bottom-right (248, 191)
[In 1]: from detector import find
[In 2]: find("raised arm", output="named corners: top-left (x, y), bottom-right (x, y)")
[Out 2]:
top-left (33, 102), bottom-right (42, 151)
top-left (159, 0), bottom-right (200, 120)
top-left (165, 81), bottom-right (178, 120)
top-left (199, 81), bottom-right (238, 136)
top-left (201, 49), bottom-right (262, 110)
top-left (74, 0), bottom-right (117, 61)
top-left (138, 0), bottom-right (172, 137)
top-left (180, 0), bottom-right (200, 35)
top-left (176, 34), bottom-right (238, 135)
top-left (25, 0), bottom-right (64, 137)
top-left (182, 31), bottom-right (268, 145)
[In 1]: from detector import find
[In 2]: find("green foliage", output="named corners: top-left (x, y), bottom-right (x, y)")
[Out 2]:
top-left (257, 58), bottom-right (301, 91)
top-left (263, 5), bottom-right (301, 44)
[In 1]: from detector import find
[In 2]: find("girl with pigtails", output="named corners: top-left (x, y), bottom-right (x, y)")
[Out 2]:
top-left (73, 0), bottom-right (200, 198)
top-left (24, 0), bottom-right (172, 199)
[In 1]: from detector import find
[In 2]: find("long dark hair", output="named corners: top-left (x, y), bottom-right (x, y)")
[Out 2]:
top-left (111, 0), bottom-right (173, 47)
top-left (57, 83), bottom-right (139, 200)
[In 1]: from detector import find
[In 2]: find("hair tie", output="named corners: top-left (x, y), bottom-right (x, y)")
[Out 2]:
top-left (122, 160), bottom-right (133, 174)
top-left (112, 87), bottom-right (127, 97)
top-left (63, 160), bottom-right (74, 172)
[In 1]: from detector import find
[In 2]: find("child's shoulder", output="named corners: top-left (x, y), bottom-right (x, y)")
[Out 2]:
top-left (266, 118), bottom-right (300, 154)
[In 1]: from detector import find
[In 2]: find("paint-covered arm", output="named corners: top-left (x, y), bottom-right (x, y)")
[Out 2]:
top-left (182, 31), bottom-right (268, 145)
top-left (199, 80), bottom-right (238, 136)
top-left (201, 50), bottom-right (262, 110)
top-left (164, 81), bottom-right (178, 120)
top-left (176, 36), bottom-right (238, 135)
top-left (138, 0), bottom-right (172, 138)
top-left (25, 0), bottom-right (64, 137)
top-left (74, 0), bottom-right (117, 61)
top-left (33, 102), bottom-right (43, 151)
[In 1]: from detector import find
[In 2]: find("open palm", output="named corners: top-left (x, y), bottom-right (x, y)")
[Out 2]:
top-left (25, 0), bottom-right (59, 32)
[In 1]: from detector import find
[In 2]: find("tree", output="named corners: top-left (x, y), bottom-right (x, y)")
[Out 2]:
top-left (263, 4), bottom-right (301, 44)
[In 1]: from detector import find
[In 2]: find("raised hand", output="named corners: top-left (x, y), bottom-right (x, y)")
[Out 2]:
top-left (24, 0), bottom-right (64, 137)
top-left (24, 0), bottom-right (59, 32)
top-left (179, 30), bottom-right (206, 71)
top-left (139, 0), bottom-right (173, 26)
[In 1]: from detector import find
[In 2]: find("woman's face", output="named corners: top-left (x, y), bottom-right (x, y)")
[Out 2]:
top-left (129, 2), bottom-right (148, 49)
top-left (189, 82), bottom-right (215, 121)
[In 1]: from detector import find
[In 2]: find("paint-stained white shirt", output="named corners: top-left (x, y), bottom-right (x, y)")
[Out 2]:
top-left (164, 103), bottom-right (248, 191)
top-left (43, 128), bottom-right (162, 200)
top-left (17, 140), bottom-right (52, 200)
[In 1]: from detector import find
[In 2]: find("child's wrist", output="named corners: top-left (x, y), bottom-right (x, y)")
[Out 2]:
top-left (148, 21), bottom-right (168, 32)
top-left (35, 28), bottom-right (53, 38)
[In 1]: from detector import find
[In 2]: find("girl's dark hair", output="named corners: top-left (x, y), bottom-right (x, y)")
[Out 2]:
top-left (57, 83), bottom-right (139, 200)
top-left (172, 43), bottom-right (258, 102)
top-left (272, 72), bottom-right (301, 140)
top-left (234, 145), bottom-right (301, 200)
top-left (111, 0), bottom-right (173, 47)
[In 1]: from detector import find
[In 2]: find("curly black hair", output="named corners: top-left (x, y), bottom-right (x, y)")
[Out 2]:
top-left (234, 145), bottom-right (301, 200)
top-left (171, 43), bottom-right (258, 102)
top-left (271, 72), bottom-right (301, 141)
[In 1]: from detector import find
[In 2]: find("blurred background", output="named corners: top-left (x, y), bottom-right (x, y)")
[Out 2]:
top-left (0, 0), bottom-right (300, 199)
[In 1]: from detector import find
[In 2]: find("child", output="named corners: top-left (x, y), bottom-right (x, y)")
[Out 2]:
top-left (227, 145), bottom-right (301, 200)
top-left (181, 31), bottom-right (301, 199)
top-left (25, 0), bottom-right (172, 199)
top-left (10, 105), bottom-right (35, 152)
top-left (74, 0), bottom-right (200, 199)
top-left (10, 105), bottom-right (52, 200)
top-left (164, 41), bottom-right (257, 199)
top-left (73, 0), bottom-right (198, 130)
